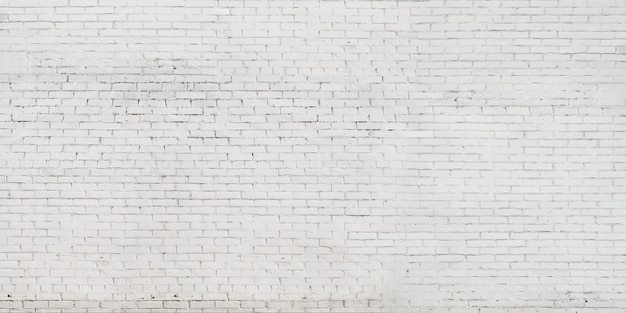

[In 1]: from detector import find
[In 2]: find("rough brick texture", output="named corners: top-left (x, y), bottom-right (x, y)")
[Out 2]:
top-left (1, 0), bottom-right (626, 312)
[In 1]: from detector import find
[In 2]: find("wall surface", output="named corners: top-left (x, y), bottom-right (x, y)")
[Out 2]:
top-left (1, 0), bottom-right (626, 312)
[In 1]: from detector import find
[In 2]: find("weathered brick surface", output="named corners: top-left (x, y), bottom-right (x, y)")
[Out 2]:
top-left (1, 0), bottom-right (626, 311)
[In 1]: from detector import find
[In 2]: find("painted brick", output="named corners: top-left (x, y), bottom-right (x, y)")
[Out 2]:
top-left (1, 0), bottom-right (626, 312)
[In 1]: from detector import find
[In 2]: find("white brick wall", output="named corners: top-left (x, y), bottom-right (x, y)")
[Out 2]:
top-left (1, 0), bottom-right (626, 311)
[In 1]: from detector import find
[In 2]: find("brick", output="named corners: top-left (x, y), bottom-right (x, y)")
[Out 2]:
top-left (0, 0), bottom-right (625, 312)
